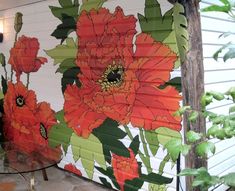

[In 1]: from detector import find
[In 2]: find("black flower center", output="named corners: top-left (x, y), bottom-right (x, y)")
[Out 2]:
top-left (40, 123), bottom-right (48, 140)
top-left (98, 63), bottom-right (124, 91)
top-left (16, 95), bottom-right (25, 107)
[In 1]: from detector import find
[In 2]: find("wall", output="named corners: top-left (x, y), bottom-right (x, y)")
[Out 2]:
top-left (0, 0), bottom-right (185, 191)
top-left (200, 0), bottom-right (235, 190)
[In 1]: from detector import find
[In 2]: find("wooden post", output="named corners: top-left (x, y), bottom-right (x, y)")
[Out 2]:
top-left (178, 0), bottom-right (207, 190)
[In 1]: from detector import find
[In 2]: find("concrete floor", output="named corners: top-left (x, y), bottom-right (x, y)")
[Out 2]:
top-left (0, 166), bottom-right (112, 191)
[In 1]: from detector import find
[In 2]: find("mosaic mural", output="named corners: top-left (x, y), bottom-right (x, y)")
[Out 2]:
top-left (0, 0), bottom-right (188, 190)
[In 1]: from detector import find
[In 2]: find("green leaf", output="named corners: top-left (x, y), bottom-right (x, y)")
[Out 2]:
top-left (222, 173), bottom-right (235, 187)
top-left (1, 76), bottom-right (7, 95)
top-left (163, 30), bottom-right (180, 68)
top-left (178, 168), bottom-right (199, 176)
top-left (202, 5), bottom-right (231, 13)
top-left (138, 0), bottom-right (173, 42)
top-left (173, 2), bottom-right (188, 63)
top-left (92, 118), bottom-right (129, 162)
top-left (129, 135), bottom-right (140, 156)
top-left (226, 86), bottom-right (235, 100)
top-left (80, 0), bottom-right (106, 12)
top-left (186, 131), bottom-right (202, 143)
top-left (51, 14), bottom-right (76, 43)
top-left (181, 144), bottom-right (191, 156)
top-left (223, 47), bottom-right (235, 62)
top-left (213, 42), bottom-right (231, 61)
top-left (215, 129), bottom-right (227, 140)
top-left (0, 90), bottom-right (3, 100)
top-left (188, 111), bottom-right (199, 123)
top-left (196, 141), bottom-right (216, 157)
top-left (141, 173), bottom-right (173, 185)
top-left (229, 105), bottom-right (235, 113)
top-left (0, 53), bottom-right (6, 66)
top-left (209, 91), bottom-right (225, 101)
top-left (124, 178), bottom-right (144, 191)
top-left (207, 125), bottom-right (220, 137)
top-left (61, 67), bottom-right (81, 93)
top-left (56, 58), bottom-right (76, 73)
top-left (174, 106), bottom-right (191, 116)
top-left (201, 94), bottom-right (213, 108)
top-left (96, 167), bottom-right (120, 189)
top-left (45, 37), bottom-right (77, 65)
top-left (211, 115), bottom-right (225, 124)
top-left (49, 0), bottom-right (79, 21)
top-left (159, 77), bottom-right (182, 92)
top-left (145, 131), bottom-right (159, 156)
top-left (155, 127), bottom-right (182, 147)
top-left (48, 110), bottom-right (74, 153)
top-left (148, 184), bottom-right (167, 191)
top-left (164, 138), bottom-right (182, 161)
top-left (99, 177), bottom-right (113, 189)
top-left (70, 133), bottom-right (106, 179)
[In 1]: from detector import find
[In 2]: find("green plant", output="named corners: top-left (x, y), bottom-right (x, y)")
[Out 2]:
top-left (177, 0), bottom-right (235, 190)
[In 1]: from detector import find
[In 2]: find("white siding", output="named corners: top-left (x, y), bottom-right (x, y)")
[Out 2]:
top-left (201, 0), bottom-right (235, 190)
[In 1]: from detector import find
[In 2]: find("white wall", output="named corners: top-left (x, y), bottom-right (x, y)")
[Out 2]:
top-left (201, 0), bottom-right (235, 190)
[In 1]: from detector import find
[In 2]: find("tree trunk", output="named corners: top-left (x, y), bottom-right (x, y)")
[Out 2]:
top-left (178, 0), bottom-right (207, 190)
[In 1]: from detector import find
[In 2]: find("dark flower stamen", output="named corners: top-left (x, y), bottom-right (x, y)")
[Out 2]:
top-left (16, 95), bottom-right (25, 107)
top-left (40, 123), bottom-right (48, 140)
top-left (98, 62), bottom-right (124, 91)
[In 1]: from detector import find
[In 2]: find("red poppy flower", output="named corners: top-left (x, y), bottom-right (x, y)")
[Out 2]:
top-left (8, 35), bottom-right (47, 81)
top-left (112, 149), bottom-right (139, 191)
top-left (64, 7), bottom-right (181, 138)
top-left (3, 81), bottom-right (37, 127)
top-left (32, 102), bottom-right (57, 146)
top-left (64, 163), bottom-right (82, 176)
top-left (3, 118), bottom-right (35, 153)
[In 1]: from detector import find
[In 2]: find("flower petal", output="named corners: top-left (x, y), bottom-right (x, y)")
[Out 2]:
top-left (128, 85), bottom-right (181, 131)
top-left (64, 85), bottom-right (106, 138)
top-left (134, 33), bottom-right (177, 87)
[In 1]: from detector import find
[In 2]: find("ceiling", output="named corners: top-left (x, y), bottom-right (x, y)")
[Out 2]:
top-left (0, 0), bottom-right (43, 11)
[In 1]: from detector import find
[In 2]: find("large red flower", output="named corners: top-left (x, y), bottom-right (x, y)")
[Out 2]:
top-left (32, 102), bottom-right (57, 146)
top-left (4, 81), bottom-right (37, 127)
top-left (112, 149), bottom-right (139, 191)
top-left (3, 82), bottom-right (37, 151)
top-left (8, 35), bottom-right (47, 81)
top-left (64, 7), bottom-right (181, 138)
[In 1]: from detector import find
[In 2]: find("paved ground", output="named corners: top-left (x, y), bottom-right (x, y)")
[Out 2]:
top-left (0, 166), bottom-right (112, 191)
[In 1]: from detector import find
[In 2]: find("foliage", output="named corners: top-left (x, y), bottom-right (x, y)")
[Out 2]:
top-left (48, 110), bottom-right (74, 153)
top-left (177, 2), bottom-right (235, 184)
top-left (70, 133), bottom-right (106, 179)
top-left (49, 0), bottom-right (79, 43)
top-left (138, 0), bottom-right (173, 42)
top-left (177, 89), bottom-right (235, 189)
top-left (202, 0), bottom-right (235, 61)
top-left (172, 2), bottom-right (189, 63)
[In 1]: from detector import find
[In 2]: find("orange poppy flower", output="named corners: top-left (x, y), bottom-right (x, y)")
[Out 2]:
top-left (64, 7), bottom-right (181, 138)
top-left (32, 102), bottom-right (57, 146)
top-left (3, 81), bottom-right (37, 127)
top-left (8, 35), bottom-right (47, 81)
top-left (112, 149), bottom-right (139, 191)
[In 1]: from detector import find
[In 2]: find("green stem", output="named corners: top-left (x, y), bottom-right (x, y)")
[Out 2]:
top-left (10, 66), bottom-right (13, 82)
top-left (26, 73), bottom-right (30, 89)
top-left (124, 125), bottom-right (133, 140)
top-left (123, 125), bottom-right (152, 173)
top-left (3, 66), bottom-right (7, 80)
top-left (159, 154), bottom-right (171, 175)
top-left (140, 128), bottom-right (150, 158)
top-left (139, 128), bottom-right (152, 173)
